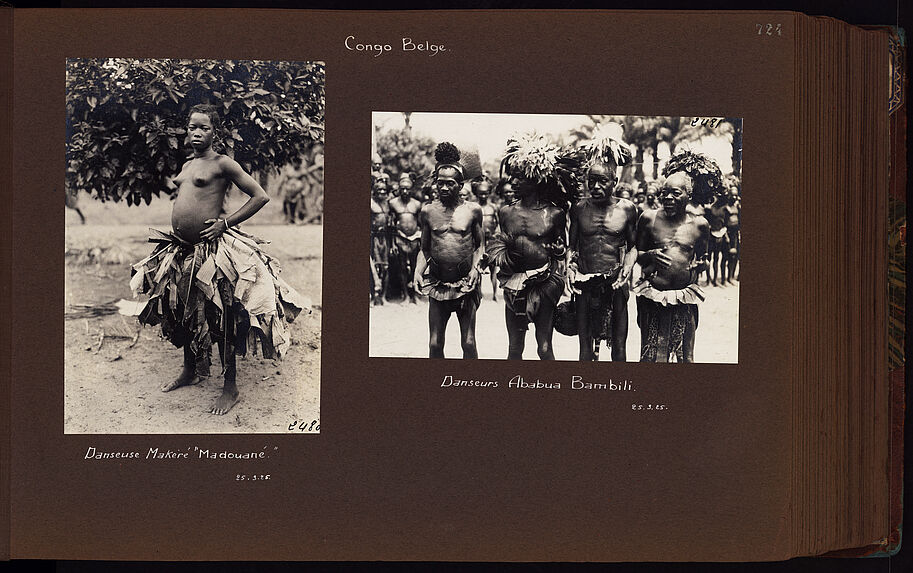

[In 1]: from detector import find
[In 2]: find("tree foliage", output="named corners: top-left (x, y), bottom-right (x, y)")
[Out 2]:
top-left (565, 115), bottom-right (743, 183)
top-left (674, 117), bottom-right (743, 178)
top-left (374, 127), bottom-right (437, 181)
top-left (66, 58), bottom-right (325, 205)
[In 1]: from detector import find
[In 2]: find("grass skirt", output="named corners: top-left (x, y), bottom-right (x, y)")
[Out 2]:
top-left (573, 271), bottom-right (621, 345)
top-left (498, 262), bottom-right (565, 329)
top-left (632, 279), bottom-right (702, 362)
top-left (130, 228), bottom-right (307, 373)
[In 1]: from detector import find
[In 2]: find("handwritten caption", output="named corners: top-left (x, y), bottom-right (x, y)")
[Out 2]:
top-left (345, 35), bottom-right (446, 57)
top-left (441, 374), bottom-right (633, 392)
top-left (438, 375), bottom-right (665, 411)
top-left (83, 445), bottom-right (278, 462)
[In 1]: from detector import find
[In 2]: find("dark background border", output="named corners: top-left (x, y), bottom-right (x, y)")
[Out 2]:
top-left (3, 0), bottom-right (909, 572)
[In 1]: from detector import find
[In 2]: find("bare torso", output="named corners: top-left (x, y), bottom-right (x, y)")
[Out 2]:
top-left (370, 198), bottom-right (388, 231)
top-left (571, 198), bottom-right (636, 275)
top-left (637, 210), bottom-right (708, 290)
top-left (706, 199), bottom-right (727, 233)
top-left (480, 202), bottom-right (499, 239)
top-left (389, 196), bottom-right (422, 235)
top-left (422, 200), bottom-right (482, 283)
top-left (725, 203), bottom-right (740, 229)
top-left (172, 155), bottom-right (230, 244)
top-left (499, 201), bottom-right (565, 271)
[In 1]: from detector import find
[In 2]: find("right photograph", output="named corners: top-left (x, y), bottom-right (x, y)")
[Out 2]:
top-left (369, 112), bottom-right (742, 363)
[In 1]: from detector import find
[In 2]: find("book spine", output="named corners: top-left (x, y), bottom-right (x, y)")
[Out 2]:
top-left (884, 25), bottom-right (906, 558)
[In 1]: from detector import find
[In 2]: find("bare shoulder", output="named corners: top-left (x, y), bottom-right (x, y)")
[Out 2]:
top-left (570, 199), bottom-right (586, 218)
top-left (215, 154), bottom-right (243, 171)
top-left (545, 203), bottom-right (564, 217)
top-left (420, 201), bottom-right (439, 219)
top-left (175, 157), bottom-right (193, 176)
top-left (639, 208), bottom-right (658, 226)
top-left (619, 198), bottom-right (639, 219)
top-left (466, 201), bottom-right (484, 216)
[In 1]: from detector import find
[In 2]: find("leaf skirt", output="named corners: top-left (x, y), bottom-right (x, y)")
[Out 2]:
top-left (130, 228), bottom-right (308, 370)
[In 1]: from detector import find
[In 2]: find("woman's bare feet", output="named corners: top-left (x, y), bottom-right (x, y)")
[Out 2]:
top-left (161, 368), bottom-right (204, 392)
top-left (209, 388), bottom-right (240, 415)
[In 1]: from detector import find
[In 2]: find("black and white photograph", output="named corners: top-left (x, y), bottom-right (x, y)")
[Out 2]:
top-left (64, 58), bottom-right (325, 433)
top-left (369, 112), bottom-right (742, 363)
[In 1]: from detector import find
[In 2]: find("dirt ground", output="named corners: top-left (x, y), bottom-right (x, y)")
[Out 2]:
top-left (65, 204), bottom-right (322, 434)
top-left (369, 271), bottom-right (740, 363)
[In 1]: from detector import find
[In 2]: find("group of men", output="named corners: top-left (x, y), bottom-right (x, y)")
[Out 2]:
top-left (371, 136), bottom-right (739, 363)
top-left (370, 157), bottom-right (515, 307)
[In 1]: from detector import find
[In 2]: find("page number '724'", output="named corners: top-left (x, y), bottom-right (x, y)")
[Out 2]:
top-left (757, 23), bottom-right (782, 36)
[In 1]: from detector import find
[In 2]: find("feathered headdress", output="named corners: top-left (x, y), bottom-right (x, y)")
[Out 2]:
top-left (661, 150), bottom-right (723, 205)
top-left (579, 124), bottom-right (633, 170)
top-left (433, 142), bottom-right (464, 182)
top-left (554, 146), bottom-right (586, 199)
top-left (499, 133), bottom-right (561, 183)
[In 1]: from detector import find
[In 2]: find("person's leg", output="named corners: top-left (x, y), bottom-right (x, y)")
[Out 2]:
top-left (428, 299), bottom-right (451, 358)
top-left (371, 234), bottom-right (388, 305)
top-left (504, 299), bottom-right (527, 360)
top-left (161, 327), bottom-right (205, 392)
top-left (654, 305), bottom-right (672, 363)
top-left (532, 303), bottom-right (557, 360)
top-left (728, 230), bottom-right (740, 283)
top-left (373, 262), bottom-right (387, 305)
top-left (406, 246), bottom-right (420, 303)
top-left (455, 298), bottom-right (479, 359)
top-left (489, 263), bottom-right (499, 301)
top-left (704, 241), bottom-right (717, 285)
top-left (707, 242), bottom-right (716, 286)
top-left (720, 235), bottom-right (730, 285)
top-left (211, 302), bottom-right (240, 415)
top-left (610, 286), bottom-right (629, 362)
top-left (575, 291), bottom-right (595, 361)
top-left (681, 305), bottom-right (698, 363)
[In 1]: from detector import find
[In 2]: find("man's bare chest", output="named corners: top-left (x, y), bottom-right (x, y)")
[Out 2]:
top-left (503, 208), bottom-right (553, 238)
top-left (651, 219), bottom-right (700, 248)
top-left (391, 199), bottom-right (420, 218)
top-left (579, 204), bottom-right (627, 236)
top-left (430, 206), bottom-right (474, 234)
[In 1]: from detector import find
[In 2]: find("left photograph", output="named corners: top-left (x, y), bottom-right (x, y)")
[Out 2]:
top-left (65, 58), bottom-right (325, 433)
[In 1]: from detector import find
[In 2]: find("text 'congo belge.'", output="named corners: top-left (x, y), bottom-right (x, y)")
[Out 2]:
top-left (344, 35), bottom-right (446, 57)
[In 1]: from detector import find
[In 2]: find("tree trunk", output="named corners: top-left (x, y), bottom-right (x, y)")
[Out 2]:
top-left (403, 112), bottom-right (412, 136)
top-left (633, 146), bottom-right (645, 184)
top-left (731, 122), bottom-right (743, 178)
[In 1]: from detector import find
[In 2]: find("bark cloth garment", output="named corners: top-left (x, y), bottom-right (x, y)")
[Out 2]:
top-left (130, 228), bottom-right (308, 376)
top-left (498, 260), bottom-right (565, 330)
top-left (571, 263), bottom-right (622, 345)
top-left (709, 227), bottom-right (729, 251)
top-left (633, 278), bottom-right (704, 363)
top-left (394, 229), bottom-right (422, 256)
top-left (417, 259), bottom-right (482, 312)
